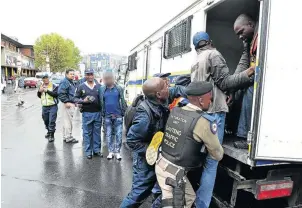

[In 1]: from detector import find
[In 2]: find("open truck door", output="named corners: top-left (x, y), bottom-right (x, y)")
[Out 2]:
top-left (251, 0), bottom-right (302, 162)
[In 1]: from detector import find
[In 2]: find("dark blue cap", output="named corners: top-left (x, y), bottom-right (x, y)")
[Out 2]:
top-left (185, 81), bottom-right (213, 96)
top-left (85, 68), bottom-right (94, 74)
top-left (153, 72), bottom-right (171, 78)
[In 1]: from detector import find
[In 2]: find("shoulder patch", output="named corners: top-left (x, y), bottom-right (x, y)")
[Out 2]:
top-left (210, 121), bottom-right (218, 134)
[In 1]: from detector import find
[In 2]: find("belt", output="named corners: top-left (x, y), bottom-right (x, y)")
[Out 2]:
top-left (157, 155), bottom-right (185, 176)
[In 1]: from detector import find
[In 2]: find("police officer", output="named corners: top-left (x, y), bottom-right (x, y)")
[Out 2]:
top-left (37, 74), bottom-right (59, 142)
top-left (74, 69), bottom-right (102, 159)
top-left (155, 81), bottom-right (224, 208)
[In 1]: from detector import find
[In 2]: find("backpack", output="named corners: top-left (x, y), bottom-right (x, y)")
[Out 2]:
top-left (124, 94), bottom-right (153, 134)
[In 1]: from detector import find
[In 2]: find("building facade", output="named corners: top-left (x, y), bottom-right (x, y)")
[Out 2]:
top-left (81, 53), bottom-right (127, 81)
top-left (1, 33), bottom-right (37, 81)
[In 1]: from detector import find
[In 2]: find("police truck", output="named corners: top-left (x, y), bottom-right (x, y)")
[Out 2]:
top-left (124, 0), bottom-right (302, 207)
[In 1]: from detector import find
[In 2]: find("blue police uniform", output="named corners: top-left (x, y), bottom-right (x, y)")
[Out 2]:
top-left (74, 69), bottom-right (102, 158)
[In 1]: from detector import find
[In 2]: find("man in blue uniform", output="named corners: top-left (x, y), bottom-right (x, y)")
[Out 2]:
top-left (37, 74), bottom-right (59, 142)
top-left (58, 69), bottom-right (78, 143)
top-left (75, 69), bottom-right (102, 159)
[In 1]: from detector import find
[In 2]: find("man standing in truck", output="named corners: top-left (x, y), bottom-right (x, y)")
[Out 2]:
top-left (233, 14), bottom-right (258, 149)
top-left (191, 31), bottom-right (255, 208)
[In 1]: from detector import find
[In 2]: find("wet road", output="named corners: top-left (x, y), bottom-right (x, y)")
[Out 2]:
top-left (1, 87), bottom-right (150, 208)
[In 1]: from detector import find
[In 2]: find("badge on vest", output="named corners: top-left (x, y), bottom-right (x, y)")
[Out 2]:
top-left (210, 122), bottom-right (218, 134)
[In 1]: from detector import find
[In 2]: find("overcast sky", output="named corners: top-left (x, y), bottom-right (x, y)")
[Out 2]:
top-left (1, 0), bottom-right (194, 56)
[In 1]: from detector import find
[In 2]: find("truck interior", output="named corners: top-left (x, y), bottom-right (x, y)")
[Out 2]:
top-left (205, 0), bottom-right (260, 162)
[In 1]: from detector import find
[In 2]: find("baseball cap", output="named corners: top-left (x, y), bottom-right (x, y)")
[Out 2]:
top-left (153, 72), bottom-right (171, 78)
top-left (85, 68), bottom-right (94, 74)
top-left (193, 32), bottom-right (210, 48)
top-left (42, 74), bottom-right (49, 79)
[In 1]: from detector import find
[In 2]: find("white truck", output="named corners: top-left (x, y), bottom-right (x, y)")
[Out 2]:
top-left (124, 0), bottom-right (302, 207)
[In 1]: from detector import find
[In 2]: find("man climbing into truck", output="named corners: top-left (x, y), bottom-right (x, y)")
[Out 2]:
top-left (191, 31), bottom-right (255, 208)
top-left (233, 14), bottom-right (258, 149)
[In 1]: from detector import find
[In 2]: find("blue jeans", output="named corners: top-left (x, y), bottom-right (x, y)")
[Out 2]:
top-left (42, 105), bottom-right (58, 133)
top-left (196, 112), bottom-right (226, 208)
top-left (237, 86), bottom-right (253, 138)
top-left (120, 152), bottom-right (161, 208)
top-left (82, 112), bottom-right (101, 156)
top-left (105, 116), bottom-right (123, 153)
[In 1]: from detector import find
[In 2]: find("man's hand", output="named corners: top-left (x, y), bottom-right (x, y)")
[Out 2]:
top-left (39, 85), bottom-right (44, 92)
top-left (83, 97), bottom-right (90, 103)
top-left (226, 94), bottom-right (233, 106)
top-left (64, 102), bottom-right (74, 108)
top-left (247, 66), bottom-right (255, 77)
top-left (43, 87), bottom-right (48, 93)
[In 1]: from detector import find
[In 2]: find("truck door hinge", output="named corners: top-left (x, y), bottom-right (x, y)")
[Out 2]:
top-left (207, 0), bottom-right (214, 5)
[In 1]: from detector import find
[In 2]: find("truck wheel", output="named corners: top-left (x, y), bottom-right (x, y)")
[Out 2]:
top-left (288, 185), bottom-right (302, 207)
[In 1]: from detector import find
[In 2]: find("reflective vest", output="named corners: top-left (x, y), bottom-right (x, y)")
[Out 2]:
top-left (161, 107), bottom-right (205, 169)
top-left (41, 82), bottom-right (57, 106)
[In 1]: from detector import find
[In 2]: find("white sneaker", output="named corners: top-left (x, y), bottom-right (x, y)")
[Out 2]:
top-left (107, 152), bottom-right (114, 160)
top-left (116, 153), bottom-right (122, 161)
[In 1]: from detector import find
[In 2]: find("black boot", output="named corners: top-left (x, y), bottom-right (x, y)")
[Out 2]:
top-left (48, 132), bottom-right (55, 142)
top-left (45, 132), bottom-right (50, 139)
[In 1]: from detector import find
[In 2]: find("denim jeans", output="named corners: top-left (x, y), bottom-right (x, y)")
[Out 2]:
top-left (120, 152), bottom-right (161, 208)
top-left (105, 116), bottom-right (123, 153)
top-left (42, 105), bottom-right (58, 133)
top-left (195, 112), bottom-right (226, 208)
top-left (237, 86), bottom-right (253, 138)
top-left (82, 112), bottom-right (101, 156)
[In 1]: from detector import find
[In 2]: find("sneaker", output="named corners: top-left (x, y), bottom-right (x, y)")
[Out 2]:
top-left (107, 152), bottom-right (114, 160)
top-left (66, 137), bottom-right (79, 143)
top-left (94, 152), bottom-right (103, 158)
top-left (116, 153), bottom-right (122, 161)
top-left (45, 132), bottom-right (50, 139)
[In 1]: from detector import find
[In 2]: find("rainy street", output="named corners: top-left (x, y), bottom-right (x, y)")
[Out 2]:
top-left (1, 87), bottom-right (150, 208)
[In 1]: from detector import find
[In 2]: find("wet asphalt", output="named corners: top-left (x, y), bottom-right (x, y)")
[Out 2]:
top-left (1, 86), bottom-right (151, 208)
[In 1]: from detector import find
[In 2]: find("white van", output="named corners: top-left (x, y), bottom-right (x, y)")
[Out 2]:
top-left (125, 0), bottom-right (302, 207)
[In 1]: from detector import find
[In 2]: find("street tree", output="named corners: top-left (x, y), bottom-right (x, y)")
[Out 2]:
top-left (34, 33), bottom-right (82, 72)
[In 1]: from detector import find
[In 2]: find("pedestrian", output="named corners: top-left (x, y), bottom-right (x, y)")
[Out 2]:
top-left (120, 77), bottom-right (169, 208)
top-left (37, 74), bottom-right (59, 142)
top-left (153, 72), bottom-right (171, 87)
top-left (233, 14), bottom-right (258, 149)
top-left (58, 69), bottom-right (78, 143)
top-left (99, 70), bottom-right (127, 160)
top-left (191, 31), bottom-right (255, 208)
top-left (74, 69), bottom-right (102, 159)
top-left (14, 74), bottom-right (25, 106)
top-left (156, 81), bottom-right (223, 208)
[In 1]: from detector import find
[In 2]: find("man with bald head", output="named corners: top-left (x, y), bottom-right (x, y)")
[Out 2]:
top-left (120, 77), bottom-right (169, 208)
top-left (233, 14), bottom-right (258, 148)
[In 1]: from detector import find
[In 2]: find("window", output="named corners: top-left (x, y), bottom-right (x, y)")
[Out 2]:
top-left (164, 15), bottom-right (193, 59)
top-left (128, 51), bottom-right (137, 71)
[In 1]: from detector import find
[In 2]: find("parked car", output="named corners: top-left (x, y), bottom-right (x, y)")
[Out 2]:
top-left (24, 77), bottom-right (39, 88)
top-left (50, 76), bottom-right (64, 85)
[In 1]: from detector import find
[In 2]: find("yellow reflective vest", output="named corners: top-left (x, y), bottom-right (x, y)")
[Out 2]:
top-left (41, 82), bottom-right (57, 106)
